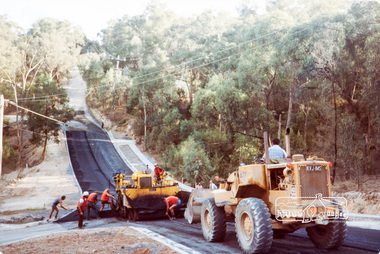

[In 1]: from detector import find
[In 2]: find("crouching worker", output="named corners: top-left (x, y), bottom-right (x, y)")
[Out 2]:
top-left (49, 195), bottom-right (68, 220)
top-left (100, 188), bottom-right (115, 212)
top-left (162, 196), bottom-right (181, 219)
top-left (87, 191), bottom-right (101, 220)
top-left (77, 191), bottom-right (89, 229)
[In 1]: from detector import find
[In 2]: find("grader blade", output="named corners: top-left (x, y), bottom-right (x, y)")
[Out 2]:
top-left (184, 189), bottom-right (213, 224)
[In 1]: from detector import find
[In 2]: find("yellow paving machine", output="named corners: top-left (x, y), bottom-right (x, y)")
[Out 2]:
top-left (113, 171), bottom-right (189, 220)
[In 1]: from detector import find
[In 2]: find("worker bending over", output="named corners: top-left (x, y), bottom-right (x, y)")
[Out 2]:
top-left (162, 196), bottom-right (181, 219)
top-left (87, 191), bottom-right (101, 220)
top-left (49, 195), bottom-right (68, 220)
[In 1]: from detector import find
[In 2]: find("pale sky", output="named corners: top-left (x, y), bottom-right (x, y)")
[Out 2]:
top-left (0, 0), bottom-right (242, 40)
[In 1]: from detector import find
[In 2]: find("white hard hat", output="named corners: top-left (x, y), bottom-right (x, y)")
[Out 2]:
top-left (83, 191), bottom-right (89, 196)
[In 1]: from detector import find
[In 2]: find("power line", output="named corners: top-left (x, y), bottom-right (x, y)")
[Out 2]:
top-left (6, 17), bottom-right (324, 102)
top-left (7, 100), bottom-right (66, 125)
top-left (98, 22), bottom-right (314, 95)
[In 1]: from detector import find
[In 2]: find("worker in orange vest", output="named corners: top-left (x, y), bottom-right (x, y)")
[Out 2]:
top-left (154, 164), bottom-right (164, 182)
top-left (77, 191), bottom-right (89, 229)
top-left (87, 191), bottom-right (101, 220)
top-left (100, 188), bottom-right (115, 212)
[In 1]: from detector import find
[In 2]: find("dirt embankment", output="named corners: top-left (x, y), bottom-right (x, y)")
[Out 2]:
top-left (332, 175), bottom-right (380, 215)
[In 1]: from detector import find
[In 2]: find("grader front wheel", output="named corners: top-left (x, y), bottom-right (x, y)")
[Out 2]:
top-left (201, 198), bottom-right (226, 242)
top-left (235, 198), bottom-right (273, 254)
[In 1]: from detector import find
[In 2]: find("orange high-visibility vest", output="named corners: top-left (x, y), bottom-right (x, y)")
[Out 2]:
top-left (101, 191), bottom-right (109, 201)
top-left (77, 197), bottom-right (88, 211)
top-left (88, 193), bottom-right (98, 203)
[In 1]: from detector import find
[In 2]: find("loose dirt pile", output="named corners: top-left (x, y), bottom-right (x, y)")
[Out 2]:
top-left (0, 227), bottom-right (179, 254)
top-left (332, 176), bottom-right (380, 215)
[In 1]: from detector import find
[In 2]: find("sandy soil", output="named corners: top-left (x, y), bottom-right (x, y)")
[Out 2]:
top-left (0, 131), bottom-right (81, 213)
top-left (0, 227), bottom-right (179, 254)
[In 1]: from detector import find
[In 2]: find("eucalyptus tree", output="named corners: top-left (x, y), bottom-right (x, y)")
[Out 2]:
top-left (331, 1), bottom-right (380, 182)
top-left (29, 18), bottom-right (84, 83)
top-left (0, 17), bottom-right (83, 165)
top-left (27, 75), bottom-right (74, 160)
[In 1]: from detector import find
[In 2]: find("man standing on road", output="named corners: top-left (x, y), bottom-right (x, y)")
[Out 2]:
top-left (162, 196), bottom-right (181, 219)
top-left (100, 188), bottom-right (115, 212)
top-left (87, 191), bottom-right (101, 220)
top-left (49, 195), bottom-right (68, 220)
top-left (262, 138), bottom-right (287, 160)
top-left (77, 191), bottom-right (89, 229)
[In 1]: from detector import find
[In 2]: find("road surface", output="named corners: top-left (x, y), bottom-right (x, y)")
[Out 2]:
top-left (61, 115), bottom-right (380, 253)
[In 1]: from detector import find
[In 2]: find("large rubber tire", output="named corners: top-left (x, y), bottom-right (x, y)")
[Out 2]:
top-left (201, 198), bottom-right (226, 242)
top-left (117, 194), bottom-right (127, 218)
top-left (306, 221), bottom-right (347, 249)
top-left (130, 209), bottom-right (138, 221)
top-left (235, 198), bottom-right (273, 254)
top-left (119, 206), bottom-right (127, 218)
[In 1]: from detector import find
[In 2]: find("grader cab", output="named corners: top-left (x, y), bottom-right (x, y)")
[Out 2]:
top-left (185, 154), bottom-right (347, 253)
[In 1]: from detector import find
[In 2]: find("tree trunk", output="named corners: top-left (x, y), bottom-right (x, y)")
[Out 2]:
top-left (41, 129), bottom-right (48, 160)
top-left (13, 85), bottom-right (22, 165)
top-left (285, 72), bottom-right (294, 158)
top-left (143, 92), bottom-right (147, 149)
top-left (41, 101), bottom-right (48, 160)
top-left (332, 81), bottom-right (337, 184)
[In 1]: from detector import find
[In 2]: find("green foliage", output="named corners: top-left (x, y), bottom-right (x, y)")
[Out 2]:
top-left (232, 133), bottom-right (263, 165)
top-left (180, 120), bottom-right (194, 140)
top-left (164, 138), bottom-right (214, 184)
top-left (82, 61), bottom-right (104, 87)
top-left (79, 0), bottom-right (380, 181)
top-left (289, 129), bottom-right (307, 155)
top-left (27, 75), bottom-right (74, 147)
top-left (0, 16), bottom-right (84, 164)
top-left (117, 118), bottom-right (127, 126)
top-left (2, 137), bottom-right (18, 170)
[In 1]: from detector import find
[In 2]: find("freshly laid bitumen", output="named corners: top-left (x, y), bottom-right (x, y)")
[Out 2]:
top-left (60, 116), bottom-right (134, 222)
top-left (66, 129), bottom-right (133, 193)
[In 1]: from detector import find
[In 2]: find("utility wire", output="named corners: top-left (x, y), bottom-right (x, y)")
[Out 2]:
top-left (7, 100), bottom-right (66, 125)
top-left (6, 18), bottom-right (324, 102)
top-left (98, 22), bottom-right (313, 96)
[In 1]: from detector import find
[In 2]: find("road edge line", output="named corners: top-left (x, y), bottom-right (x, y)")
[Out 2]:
top-left (131, 226), bottom-right (201, 254)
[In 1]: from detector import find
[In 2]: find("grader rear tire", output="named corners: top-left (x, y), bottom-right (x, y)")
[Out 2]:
top-left (201, 198), bottom-right (226, 242)
top-left (235, 198), bottom-right (273, 254)
top-left (306, 222), bottom-right (347, 249)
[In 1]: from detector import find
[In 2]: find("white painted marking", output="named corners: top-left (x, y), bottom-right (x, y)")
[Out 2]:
top-left (131, 226), bottom-right (201, 254)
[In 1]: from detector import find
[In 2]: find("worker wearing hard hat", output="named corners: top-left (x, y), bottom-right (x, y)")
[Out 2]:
top-left (77, 191), bottom-right (89, 229)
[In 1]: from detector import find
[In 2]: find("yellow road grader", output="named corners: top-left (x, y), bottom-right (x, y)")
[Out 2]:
top-left (113, 171), bottom-right (189, 220)
top-left (185, 134), bottom-right (347, 253)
